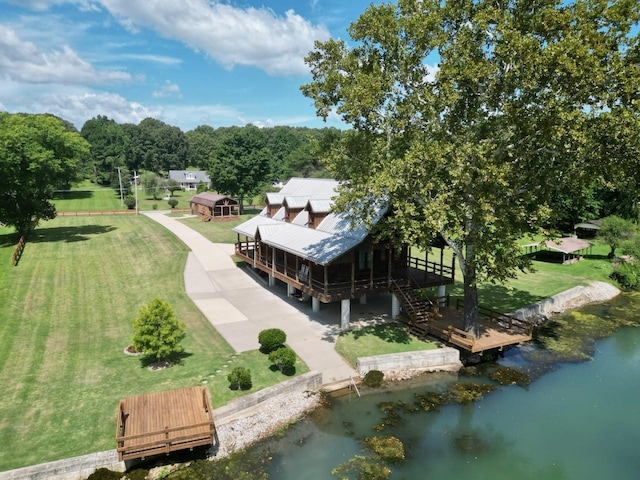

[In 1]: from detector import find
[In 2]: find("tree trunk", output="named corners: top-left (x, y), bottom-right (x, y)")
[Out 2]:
top-left (239, 195), bottom-right (245, 215)
top-left (463, 243), bottom-right (479, 338)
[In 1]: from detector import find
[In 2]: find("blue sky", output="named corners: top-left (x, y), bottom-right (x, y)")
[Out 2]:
top-left (0, 0), bottom-right (386, 131)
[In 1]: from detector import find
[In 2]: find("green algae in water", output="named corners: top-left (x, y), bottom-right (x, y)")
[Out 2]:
top-left (331, 455), bottom-right (391, 480)
top-left (165, 451), bottom-right (271, 480)
top-left (489, 366), bottom-right (531, 386)
top-left (362, 436), bottom-right (405, 463)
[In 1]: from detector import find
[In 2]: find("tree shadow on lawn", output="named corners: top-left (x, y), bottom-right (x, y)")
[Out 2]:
top-left (139, 351), bottom-right (193, 369)
top-left (0, 231), bottom-right (20, 247)
top-left (350, 323), bottom-right (412, 344)
top-left (28, 224), bottom-right (117, 243)
top-left (448, 283), bottom-right (542, 313)
top-left (53, 190), bottom-right (94, 200)
top-left (269, 364), bottom-right (297, 376)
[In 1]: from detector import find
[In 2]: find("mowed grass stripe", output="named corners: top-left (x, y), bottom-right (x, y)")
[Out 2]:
top-left (0, 216), bottom-right (231, 470)
top-left (0, 215), bottom-right (309, 471)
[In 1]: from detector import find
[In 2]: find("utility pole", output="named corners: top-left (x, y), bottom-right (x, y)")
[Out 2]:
top-left (117, 167), bottom-right (124, 206)
top-left (133, 171), bottom-right (139, 214)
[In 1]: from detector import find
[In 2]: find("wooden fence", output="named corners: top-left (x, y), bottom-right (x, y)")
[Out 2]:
top-left (11, 235), bottom-right (26, 266)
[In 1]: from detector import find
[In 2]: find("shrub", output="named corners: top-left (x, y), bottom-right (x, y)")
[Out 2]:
top-left (227, 366), bottom-right (252, 390)
top-left (269, 346), bottom-right (296, 373)
top-left (87, 468), bottom-right (124, 480)
top-left (131, 298), bottom-right (186, 361)
top-left (152, 203), bottom-right (158, 210)
top-left (611, 263), bottom-right (640, 290)
top-left (258, 328), bottom-right (286, 352)
top-left (168, 198), bottom-right (179, 209)
top-left (362, 370), bottom-right (384, 388)
top-left (124, 196), bottom-right (136, 210)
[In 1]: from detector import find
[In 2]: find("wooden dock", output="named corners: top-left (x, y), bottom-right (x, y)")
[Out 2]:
top-left (116, 386), bottom-right (215, 462)
top-left (425, 307), bottom-right (532, 353)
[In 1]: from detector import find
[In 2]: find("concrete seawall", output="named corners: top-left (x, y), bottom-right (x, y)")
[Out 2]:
top-left (510, 280), bottom-right (621, 325)
top-left (357, 347), bottom-right (462, 378)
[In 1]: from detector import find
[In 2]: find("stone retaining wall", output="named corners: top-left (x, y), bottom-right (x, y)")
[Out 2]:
top-left (357, 347), bottom-right (462, 378)
top-left (213, 371), bottom-right (322, 422)
top-left (510, 280), bottom-right (621, 325)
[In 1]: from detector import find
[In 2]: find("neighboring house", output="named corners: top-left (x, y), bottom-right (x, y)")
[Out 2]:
top-left (233, 177), bottom-right (455, 328)
top-left (168, 170), bottom-right (211, 191)
top-left (190, 193), bottom-right (239, 221)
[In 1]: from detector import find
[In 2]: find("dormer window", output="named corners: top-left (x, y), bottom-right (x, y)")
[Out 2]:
top-left (186, 172), bottom-right (196, 180)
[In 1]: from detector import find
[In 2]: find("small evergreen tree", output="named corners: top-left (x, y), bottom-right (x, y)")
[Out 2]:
top-left (269, 346), bottom-right (296, 373)
top-left (227, 366), bottom-right (252, 390)
top-left (132, 298), bottom-right (185, 361)
top-left (168, 198), bottom-right (179, 209)
top-left (258, 328), bottom-right (286, 352)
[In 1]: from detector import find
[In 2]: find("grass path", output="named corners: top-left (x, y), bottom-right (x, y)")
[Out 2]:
top-left (0, 216), bottom-right (305, 471)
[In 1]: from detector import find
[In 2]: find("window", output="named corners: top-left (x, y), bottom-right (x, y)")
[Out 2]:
top-left (358, 251), bottom-right (371, 270)
top-left (186, 172), bottom-right (196, 180)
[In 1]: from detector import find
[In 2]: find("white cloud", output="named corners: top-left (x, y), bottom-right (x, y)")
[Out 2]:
top-left (96, 0), bottom-right (331, 76)
top-left (32, 91), bottom-right (161, 127)
top-left (0, 25), bottom-right (131, 84)
top-left (120, 53), bottom-right (182, 65)
top-left (152, 80), bottom-right (182, 99)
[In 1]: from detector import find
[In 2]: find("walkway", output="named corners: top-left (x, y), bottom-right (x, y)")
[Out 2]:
top-left (144, 212), bottom-right (358, 385)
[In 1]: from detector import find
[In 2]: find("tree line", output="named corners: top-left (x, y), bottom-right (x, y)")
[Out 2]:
top-left (79, 116), bottom-right (339, 200)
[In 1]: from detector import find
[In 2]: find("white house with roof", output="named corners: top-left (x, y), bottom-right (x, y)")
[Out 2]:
top-left (168, 170), bottom-right (211, 191)
top-left (233, 178), bottom-right (455, 328)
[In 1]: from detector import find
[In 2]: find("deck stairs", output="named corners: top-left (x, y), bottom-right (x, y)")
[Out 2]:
top-left (390, 279), bottom-right (437, 339)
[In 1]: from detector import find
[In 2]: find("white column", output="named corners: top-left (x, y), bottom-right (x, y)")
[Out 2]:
top-left (438, 285), bottom-right (446, 307)
top-left (359, 295), bottom-right (367, 305)
top-left (341, 299), bottom-right (351, 329)
top-left (268, 274), bottom-right (275, 286)
top-left (312, 297), bottom-right (320, 313)
top-left (287, 284), bottom-right (295, 296)
top-left (392, 294), bottom-right (401, 319)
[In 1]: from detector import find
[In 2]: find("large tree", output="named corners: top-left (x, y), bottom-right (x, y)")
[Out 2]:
top-left (80, 115), bottom-right (130, 185)
top-left (0, 113), bottom-right (89, 236)
top-left (208, 125), bottom-right (270, 212)
top-left (302, 0), bottom-right (640, 336)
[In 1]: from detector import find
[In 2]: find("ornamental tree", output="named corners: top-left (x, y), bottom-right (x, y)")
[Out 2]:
top-left (132, 298), bottom-right (186, 361)
top-left (301, 0), bottom-right (640, 336)
top-left (0, 113), bottom-right (89, 237)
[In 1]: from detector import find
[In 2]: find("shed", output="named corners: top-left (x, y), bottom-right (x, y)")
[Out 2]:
top-left (190, 193), bottom-right (239, 221)
top-left (116, 386), bottom-right (215, 462)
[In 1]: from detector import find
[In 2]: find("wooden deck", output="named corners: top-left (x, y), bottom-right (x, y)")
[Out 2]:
top-left (424, 307), bottom-right (532, 353)
top-left (116, 386), bottom-right (215, 462)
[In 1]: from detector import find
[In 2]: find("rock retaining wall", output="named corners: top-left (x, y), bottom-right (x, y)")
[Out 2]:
top-left (357, 347), bottom-right (462, 379)
top-left (510, 280), bottom-right (621, 325)
top-left (213, 371), bottom-right (322, 422)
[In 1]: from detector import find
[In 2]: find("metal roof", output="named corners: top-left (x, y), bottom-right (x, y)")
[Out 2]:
top-left (307, 199), bottom-right (332, 213)
top-left (232, 178), bottom-right (386, 265)
top-left (168, 170), bottom-right (210, 183)
top-left (189, 193), bottom-right (237, 208)
top-left (265, 192), bottom-right (284, 205)
top-left (543, 237), bottom-right (591, 254)
top-left (284, 196), bottom-right (310, 209)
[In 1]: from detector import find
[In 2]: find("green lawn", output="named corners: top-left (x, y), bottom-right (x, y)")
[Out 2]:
top-left (0, 216), bottom-right (306, 471)
top-left (53, 182), bottom-right (123, 212)
top-left (418, 241), bottom-right (615, 313)
top-left (336, 324), bottom-right (438, 368)
top-left (176, 209), bottom-right (262, 244)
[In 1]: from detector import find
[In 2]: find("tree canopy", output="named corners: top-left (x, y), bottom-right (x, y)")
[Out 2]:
top-left (0, 113), bottom-right (89, 236)
top-left (302, 0), bottom-right (640, 335)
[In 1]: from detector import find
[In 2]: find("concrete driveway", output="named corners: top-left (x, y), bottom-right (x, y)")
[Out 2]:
top-left (144, 212), bottom-right (359, 385)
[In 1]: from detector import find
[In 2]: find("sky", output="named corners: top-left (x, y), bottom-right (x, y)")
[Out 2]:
top-left (0, 0), bottom-right (384, 132)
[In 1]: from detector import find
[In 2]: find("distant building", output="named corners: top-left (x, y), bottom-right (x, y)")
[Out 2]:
top-left (189, 193), bottom-right (239, 221)
top-left (168, 170), bottom-right (211, 191)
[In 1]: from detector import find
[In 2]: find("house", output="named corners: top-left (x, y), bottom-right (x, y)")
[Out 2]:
top-left (233, 178), bottom-right (455, 328)
top-left (190, 193), bottom-right (239, 221)
top-left (168, 170), bottom-right (211, 191)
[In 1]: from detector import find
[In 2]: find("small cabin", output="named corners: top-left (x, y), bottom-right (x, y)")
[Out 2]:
top-left (190, 193), bottom-right (239, 221)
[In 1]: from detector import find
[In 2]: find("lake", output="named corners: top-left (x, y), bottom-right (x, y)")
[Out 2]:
top-left (265, 299), bottom-right (640, 479)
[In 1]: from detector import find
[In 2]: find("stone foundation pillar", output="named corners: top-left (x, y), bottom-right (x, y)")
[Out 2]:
top-left (359, 295), bottom-right (367, 305)
top-left (312, 297), bottom-right (320, 313)
top-left (392, 294), bottom-right (401, 319)
top-left (268, 274), bottom-right (275, 287)
top-left (287, 284), bottom-right (296, 297)
top-left (341, 299), bottom-right (351, 329)
top-left (438, 285), bottom-right (446, 307)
